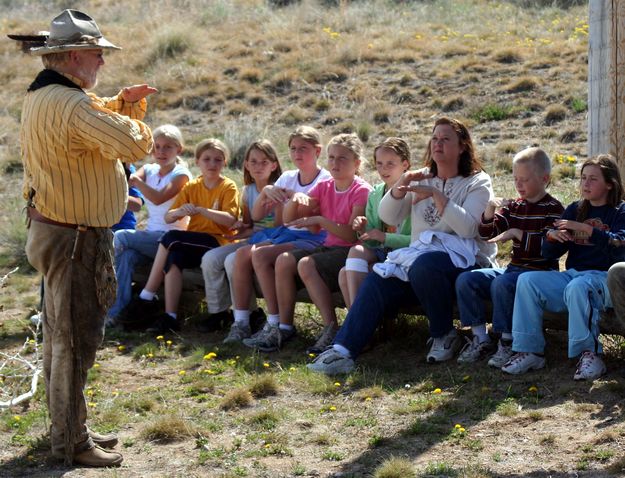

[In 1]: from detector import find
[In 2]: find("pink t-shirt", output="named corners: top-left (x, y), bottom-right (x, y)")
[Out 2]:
top-left (309, 176), bottom-right (372, 247)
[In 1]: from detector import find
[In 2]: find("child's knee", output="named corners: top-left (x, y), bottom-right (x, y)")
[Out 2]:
top-left (348, 245), bottom-right (366, 259)
top-left (297, 257), bottom-right (317, 280)
top-left (275, 252), bottom-right (296, 275)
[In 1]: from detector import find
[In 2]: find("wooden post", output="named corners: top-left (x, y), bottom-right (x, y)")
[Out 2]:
top-left (589, 0), bottom-right (625, 171)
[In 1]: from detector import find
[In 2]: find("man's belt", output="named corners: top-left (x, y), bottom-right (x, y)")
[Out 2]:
top-left (27, 207), bottom-right (92, 231)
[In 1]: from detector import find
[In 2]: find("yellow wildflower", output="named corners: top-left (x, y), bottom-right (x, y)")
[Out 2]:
top-left (433, 388), bottom-right (442, 394)
top-left (203, 352), bottom-right (217, 360)
top-left (528, 385), bottom-right (538, 393)
top-left (334, 382), bottom-right (341, 387)
top-left (156, 335), bottom-right (164, 341)
top-left (178, 370), bottom-right (186, 376)
top-left (263, 362), bottom-right (270, 368)
top-left (93, 363), bottom-right (100, 368)
top-left (117, 345), bottom-right (126, 352)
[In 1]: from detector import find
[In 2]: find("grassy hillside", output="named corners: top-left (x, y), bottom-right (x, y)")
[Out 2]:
top-left (3, 2), bottom-right (624, 478)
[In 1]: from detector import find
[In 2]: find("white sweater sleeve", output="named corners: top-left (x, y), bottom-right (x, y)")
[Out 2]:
top-left (442, 173), bottom-right (493, 239)
top-left (378, 187), bottom-right (413, 227)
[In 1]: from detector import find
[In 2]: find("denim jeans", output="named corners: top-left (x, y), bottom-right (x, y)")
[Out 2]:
top-left (512, 269), bottom-right (611, 357)
top-left (107, 229), bottom-right (163, 318)
top-left (456, 265), bottom-right (528, 333)
top-left (334, 251), bottom-right (474, 358)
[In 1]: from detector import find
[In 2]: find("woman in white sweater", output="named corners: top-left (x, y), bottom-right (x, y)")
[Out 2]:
top-left (308, 117), bottom-right (497, 374)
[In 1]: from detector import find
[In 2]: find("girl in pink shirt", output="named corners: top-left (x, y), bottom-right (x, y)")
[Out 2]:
top-left (243, 133), bottom-right (372, 354)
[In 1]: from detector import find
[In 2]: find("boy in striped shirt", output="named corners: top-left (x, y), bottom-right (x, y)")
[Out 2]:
top-left (455, 147), bottom-right (564, 366)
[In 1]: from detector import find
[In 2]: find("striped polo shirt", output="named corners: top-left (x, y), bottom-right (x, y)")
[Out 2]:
top-left (20, 72), bottom-right (153, 227)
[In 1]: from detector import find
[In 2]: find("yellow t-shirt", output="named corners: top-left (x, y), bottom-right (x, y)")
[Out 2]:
top-left (171, 176), bottom-right (239, 245)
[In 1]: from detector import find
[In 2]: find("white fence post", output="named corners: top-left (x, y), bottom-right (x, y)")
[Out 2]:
top-left (589, 0), bottom-right (625, 172)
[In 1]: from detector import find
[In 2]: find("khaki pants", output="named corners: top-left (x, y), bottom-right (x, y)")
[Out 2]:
top-left (26, 221), bottom-right (106, 460)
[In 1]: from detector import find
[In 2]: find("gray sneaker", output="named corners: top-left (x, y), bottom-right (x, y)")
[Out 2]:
top-left (306, 325), bottom-right (339, 355)
top-left (457, 335), bottom-right (495, 363)
top-left (307, 348), bottom-right (354, 375)
top-left (243, 324), bottom-right (295, 352)
top-left (487, 340), bottom-right (514, 368)
top-left (223, 322), bottom-right (252, 344)
top-left (426, 329), bottom-right (461, 363)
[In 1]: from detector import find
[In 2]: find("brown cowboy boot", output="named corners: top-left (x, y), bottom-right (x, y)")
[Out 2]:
top-left (88, 428), bottom-right (119, 449)
top-left (73, 446), bottom-right (123, 467)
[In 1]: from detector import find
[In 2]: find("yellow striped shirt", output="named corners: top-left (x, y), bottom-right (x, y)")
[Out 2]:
top-left (20, 73), bottom-right (153, 227)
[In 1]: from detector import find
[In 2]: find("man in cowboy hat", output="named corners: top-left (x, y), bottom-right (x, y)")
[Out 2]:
top-left (20, 9), bottom-right (155, 467)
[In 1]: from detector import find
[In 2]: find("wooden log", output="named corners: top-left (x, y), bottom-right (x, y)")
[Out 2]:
top-left (132, 266), bottom-right (625, 336)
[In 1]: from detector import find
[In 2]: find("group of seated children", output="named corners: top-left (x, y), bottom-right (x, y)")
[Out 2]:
top-left (108, 118), bottom-right (625, 383)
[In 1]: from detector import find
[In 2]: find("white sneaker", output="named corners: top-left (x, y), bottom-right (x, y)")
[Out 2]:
top-left (426, 329), bottom-right (461, 363)
top-left (29, 312), bottom-right (41, 327)
top-left (223, 322), bottom-right (251, 344)
top-left (307, 348), bottom-right (355, 375)
top-left (457, 335), bottom-right (495, 363)
top-left (573, 351), bottom-right (606, 381)
top-left (487, 340), bottom-right (514, 368)
top-left (501, 352), bottom-right (545, 375)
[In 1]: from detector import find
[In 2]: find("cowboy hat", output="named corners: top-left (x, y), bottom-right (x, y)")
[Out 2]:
top-left (29, 9), bottom-right (120, 55)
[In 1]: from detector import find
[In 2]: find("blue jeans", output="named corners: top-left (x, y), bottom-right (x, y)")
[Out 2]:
top-left (512, 269), bottom-right (611, 357)
top-left (108, 229), bottom-right (163, 318)
top-left (335, 251), bottom-right (474, 358)
top-left (456, 265), bottom-right (528, 333)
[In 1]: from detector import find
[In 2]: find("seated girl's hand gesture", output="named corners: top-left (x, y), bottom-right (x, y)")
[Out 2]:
top-left (128, 173), bottom-right (143, 187)
top-left (359, 228), bottom-right (385, 243)
top-left (178, 203), bottom-right (199, 218)
top-left (554, 219), bottom-right (593, 236)
top-left (286, 215), bottom-right (322, 234)
top-left (290, 192), bottom-right (312, 206)
top-left (224, 220), bottom-right (253, 240)
top-left (352, 215), bottom-right (367, 233)
top-left (263, 185), bottom-right (292, 205)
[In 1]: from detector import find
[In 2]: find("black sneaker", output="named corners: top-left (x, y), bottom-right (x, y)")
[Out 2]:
top-left (117, 295), bottom-right (160, 329)
top-left (146, 313), bottom-right (180, 334)
top-left (249, 307), bottom-right (266, 334)
top-left (197, 310), bottom-right (233, 333)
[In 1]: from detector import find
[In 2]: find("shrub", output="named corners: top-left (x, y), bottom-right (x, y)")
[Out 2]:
top-left (442, 95), bottom-right (465, 112)
top-left (148, 30), bottom-right (191, 63)
top-left (506, 76), bottom-right (540, 93)
top-left (220, 387), bottom-right (253, 410)
top-left (374, 456), bottom-right (416, 478)
top-left (492, 48), bottom-right (523, 63)
top-left (470, 103), bottom-right (513, 123)
top-left (248, 374), bottom-right (279, 398)
top-left (545, 104), bottom-right (567, 124)
top-left (141, 415), bottom-right (195, 443)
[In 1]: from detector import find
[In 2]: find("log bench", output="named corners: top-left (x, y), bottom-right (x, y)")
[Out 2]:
top-left (132, 266), bottom-right (625, 337)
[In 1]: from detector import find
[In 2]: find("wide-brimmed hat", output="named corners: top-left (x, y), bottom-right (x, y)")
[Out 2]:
top-left (29, 9), bottom-right (120, 56)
